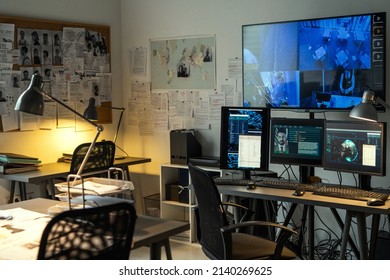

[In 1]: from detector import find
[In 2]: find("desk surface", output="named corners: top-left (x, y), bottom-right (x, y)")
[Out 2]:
top-left (217, 184), bottom-right (390, 215)
top-left (0, 156), bottom-right (151, 183)
top-left (0, 198), bottom-right (189, 259)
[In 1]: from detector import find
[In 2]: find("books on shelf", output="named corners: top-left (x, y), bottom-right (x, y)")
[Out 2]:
top-left (0, 153), bottom-right (41, 174)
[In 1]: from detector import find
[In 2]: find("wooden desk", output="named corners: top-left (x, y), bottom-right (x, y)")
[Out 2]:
top-left (217, 184), bottom-right (390, 260)
top-left (0, 198), bottom-right (189, 260)
top-left (0, 156), bottom-right (151, 203)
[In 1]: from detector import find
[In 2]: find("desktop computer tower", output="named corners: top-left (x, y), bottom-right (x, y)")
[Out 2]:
top-left (170, 129), bottom-right (201, 164)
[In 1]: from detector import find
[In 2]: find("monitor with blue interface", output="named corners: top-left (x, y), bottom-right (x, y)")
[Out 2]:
top-left (242, 12), bottom-right (386, 111)
top-left (219, 106), bottom-right (270, 179)
top-left (324, 121), bottom-right (386, 177)
top-left (270, 118), bottom-right (324, 167)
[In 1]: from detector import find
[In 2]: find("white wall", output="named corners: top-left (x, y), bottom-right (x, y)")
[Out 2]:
top-left (121, 0), bottom-right (390, 190)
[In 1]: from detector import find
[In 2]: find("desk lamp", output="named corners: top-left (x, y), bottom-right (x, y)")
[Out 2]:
top-left (83, 97), bottom-right (127, 158)
top-left (349, 90), bottom-right (390, 122)
top-left (15, 73), bottom-right (104, 208)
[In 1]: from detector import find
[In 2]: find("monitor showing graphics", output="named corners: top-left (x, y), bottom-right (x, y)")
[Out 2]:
top-left (324, 121), bottom-right (386, 176)
top-left (242, 12), bottom-right (386, 111)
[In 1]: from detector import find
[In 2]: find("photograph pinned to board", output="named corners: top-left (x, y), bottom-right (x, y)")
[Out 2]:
top-left (150, 35), bottom-right (216, 90)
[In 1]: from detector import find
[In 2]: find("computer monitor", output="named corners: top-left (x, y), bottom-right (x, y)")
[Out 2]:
top-left (242, 12), bottom-right (386, 111)
top-left (270, 118), bottom-right (325, 167)
top-left (324, 121), bottom-right (386, 179)
top-left (219, 106), bottom-right (270, 179)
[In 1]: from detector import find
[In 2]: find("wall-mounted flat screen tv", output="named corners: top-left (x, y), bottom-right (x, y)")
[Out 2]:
top-left (242, 12), bottom-right (386, 111)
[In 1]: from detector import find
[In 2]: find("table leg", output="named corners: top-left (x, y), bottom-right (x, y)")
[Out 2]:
top-left (356, 212), bottom-right (368, 260)
top-left (149, 242), bottom-right (162, 260)
top-left (9, 181), bottom-right (16, 203)
top-left (19, 182), bottom-right (27, 201)
top-left (308, 206), bottom-right (315, 260)
top-left (331, 208), bottom-right (360, 258)
top-left (369, 214), bottom-right (380, 259)
top-left (340, 211), bottom-right (353, 260)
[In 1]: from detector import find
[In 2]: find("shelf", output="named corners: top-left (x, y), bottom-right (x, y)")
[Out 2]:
top-left (160, 163), bottom-right (222, 243)
top-left (162, 200), bottom-right (196, 207)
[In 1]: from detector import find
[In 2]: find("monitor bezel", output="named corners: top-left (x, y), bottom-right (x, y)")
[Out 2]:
top-left (323, 120), bottom-right (386, 176)
top-left (269, 118), bottom-right (325, 167)
top-left (242, 12), bottom-right (386, 112)
top-left (219, 106), bottom-right (271, 173)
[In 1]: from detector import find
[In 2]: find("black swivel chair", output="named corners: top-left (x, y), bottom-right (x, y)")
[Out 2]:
top-left (37, 202), bottom-right (136, 260)
top-left (188, 163), bottom-right (297, 260)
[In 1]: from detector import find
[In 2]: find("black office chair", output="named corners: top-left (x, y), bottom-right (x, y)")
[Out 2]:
top-left (37, 202), bottom-right (137, 260)
top-left (70, 140), bottom-right (116, 177)
top-left (188, 163), bottom-right (297, 260)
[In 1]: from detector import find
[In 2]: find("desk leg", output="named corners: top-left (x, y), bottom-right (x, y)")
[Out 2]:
top-left (369, 214), bottom-right (380, 259)
top-left (308, 206), bottom-right (315, 260)
top-left (45, 179), bottom-right (56, 200)
top-left (331, 208), bottom-right (360, 258)
top-left (282, 203), bottom-right (298, 227)
top-left (356, 212), bottom-right (368, 260)
top-left (340, 211), bottom-right (353, 260)
top-left (8, 181), bottom-right (27, 203)
top-left (149, 242), bottom-right (162, 260)
top-left (19, 182), bottom-right (27, 201)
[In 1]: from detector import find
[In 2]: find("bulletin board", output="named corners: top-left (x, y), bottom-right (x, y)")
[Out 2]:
top-left (0, 14), bottom-right (112, 132)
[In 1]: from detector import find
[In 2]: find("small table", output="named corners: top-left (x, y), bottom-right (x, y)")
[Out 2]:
top-left (0, 198), bottom-right (189, 260)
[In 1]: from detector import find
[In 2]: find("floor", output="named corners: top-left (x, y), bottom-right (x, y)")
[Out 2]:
top-left (130, 239), bottom-right (208, 260)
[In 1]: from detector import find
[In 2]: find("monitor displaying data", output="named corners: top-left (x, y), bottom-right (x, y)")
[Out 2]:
top-left (219, 106), bottom-right (270, 179)
top-left (324, 121), bottom-right (386, 176)
top-left (270, 118), bottom-right (325, 166)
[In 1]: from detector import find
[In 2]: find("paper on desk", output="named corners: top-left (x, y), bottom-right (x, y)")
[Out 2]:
top-left (0, 208), bottom-right (51, 260)
top-left (57, 178), bottom-right (135, 195)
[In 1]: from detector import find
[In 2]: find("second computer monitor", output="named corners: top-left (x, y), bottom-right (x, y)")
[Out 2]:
top-left (270, 118), bottom-right (325, 167)
top-left (324, 120), bottom-right (386, 176)
top-left (219, 106), bottom-right (270, 179)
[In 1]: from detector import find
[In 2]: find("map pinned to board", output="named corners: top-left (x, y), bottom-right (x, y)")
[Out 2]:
top-left (151, 36), bottom-right (216, 89)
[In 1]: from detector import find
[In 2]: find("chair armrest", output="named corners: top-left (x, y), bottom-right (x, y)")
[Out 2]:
top-left (222, 202), bottom-right (254, 223)
top-left (221, 221), bottom-right (297, 259)
top-left (221, 220), bottom-right (297, 236)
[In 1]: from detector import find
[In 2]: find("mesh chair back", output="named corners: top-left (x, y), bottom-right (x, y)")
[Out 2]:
top-left (188, 163), bottom-right (231, 259)
top-left (70, 140), bottom-right (115, 175)
top-left (37, 202), bottom-right (136, 260)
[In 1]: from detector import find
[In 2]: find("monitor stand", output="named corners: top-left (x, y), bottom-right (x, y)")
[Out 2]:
top-left (242, 170), bottom-right (252, 180)
top-left (299, 166), bottom-right (313, 184)
top-left (358, 174), bottom-right (372, 191)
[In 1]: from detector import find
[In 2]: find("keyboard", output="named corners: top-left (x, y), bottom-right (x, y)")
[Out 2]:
top-left (312, 185), bottom-right (389, 202)
top-left (256, 179), bottom-right (318, 192)
top-left (213, 177), bottom-right (256, 186)
top-left (214, 177), bottom-right (317, 191)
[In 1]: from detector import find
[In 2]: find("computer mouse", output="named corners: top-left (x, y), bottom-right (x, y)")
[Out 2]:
top-left (293, 189), bottom-right (305, 196)
top-left (246, 184), bottom-right (256, 190)
top-left (366, 198), bottom-right (385, 206)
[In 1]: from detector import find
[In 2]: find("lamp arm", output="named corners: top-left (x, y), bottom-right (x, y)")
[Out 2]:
top-left (38, 89), bottom-right (101, 129)
top-left (99, 105), bottom-right (125, 144)
top-left (374, 96), bottom-right (390, 111)
top-left (36, 88), bottom-right (104, 175)
top-left (75, 128), bottom-right (101, 176)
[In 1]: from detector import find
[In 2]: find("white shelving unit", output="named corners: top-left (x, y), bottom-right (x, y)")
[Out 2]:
top-left (160, 163), bottom-right (222, 243)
